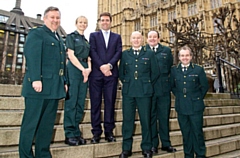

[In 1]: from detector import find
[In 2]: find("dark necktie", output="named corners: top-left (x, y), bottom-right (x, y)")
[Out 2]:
top-left (55, 32), bottom-right (59, 40)
top-left (152, 47), bottom-right (155, 52)
top-left (183, 67), bottom-right (187, 72)
top-left (134, 50), bottom-right (139, 56)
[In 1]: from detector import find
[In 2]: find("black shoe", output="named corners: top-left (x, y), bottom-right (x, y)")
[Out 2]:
top-left (77, 136), bottom-right (86, 145)
top-left (65, 137), bottom-right (79, 146)
top-left (119, 151), bottom-right (132, 158)
top-left (161, 146), bottom-right (177, 153)
top-left (105, 133), bottom-right (116, 142)
top-left (151, 147), bottom-right (158, 154)
top-left (91, 135), bottom-right (101, 144)
top-left (142, 150), bottom-right (152, 158)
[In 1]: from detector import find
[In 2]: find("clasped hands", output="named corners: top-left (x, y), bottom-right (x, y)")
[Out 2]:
top-left (82, 68), bottom-right (91, 83)
top-left (100, 64), bottom-right (112, 77)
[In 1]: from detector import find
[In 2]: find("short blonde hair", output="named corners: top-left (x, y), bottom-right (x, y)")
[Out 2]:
top-left (178, 45), bottom-right (193, 56)
top-left (75, 16), bottom-right (88, 24)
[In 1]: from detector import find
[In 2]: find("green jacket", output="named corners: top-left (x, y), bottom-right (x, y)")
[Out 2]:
top-left (119, 46), bottom-right (159, 97)
top-left (65, 31), bottom-right (90, 79)
top-left (22, 25), bottom-right (67, 99)
top-left (170, 62), bottom-right (209, 115)
top-left (146, 44), bottom-right (173, 96)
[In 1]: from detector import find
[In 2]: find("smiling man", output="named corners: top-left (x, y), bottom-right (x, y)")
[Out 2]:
top-left (19, 6), bottom-right (67, 158)
top-left (89, 12), bottom-right (122, 144)
top-left (146, 30), bottom-right (176, 154)
top-left (170, 45), bottom-right (209, 158)
top-left (119, 31), bottom-right (159, 158)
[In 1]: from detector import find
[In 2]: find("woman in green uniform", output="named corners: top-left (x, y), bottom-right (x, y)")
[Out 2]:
top-left (64, 16), bottom-right (91, 146)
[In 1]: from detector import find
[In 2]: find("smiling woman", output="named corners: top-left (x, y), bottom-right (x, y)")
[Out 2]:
top-left (1, 0), bottom-right (98, 39)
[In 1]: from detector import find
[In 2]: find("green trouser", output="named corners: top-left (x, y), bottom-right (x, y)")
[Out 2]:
top-left (151, 93), bottom-right (171, 148)
top-left (122, 96), bottom-right (152, 151)
top-left (19, 98), bottom-right (59, 158)
top-left (177, 113), bottom-right (206, 158)
top-left (64, 78), bottom-right (88, 138)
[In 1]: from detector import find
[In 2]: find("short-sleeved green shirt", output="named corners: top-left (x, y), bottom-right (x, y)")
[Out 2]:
top-left (66, 31), bottom-right (90, 59)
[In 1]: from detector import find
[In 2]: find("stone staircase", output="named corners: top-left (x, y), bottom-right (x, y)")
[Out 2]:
top-left (0, 84), bottom-right (240, 158)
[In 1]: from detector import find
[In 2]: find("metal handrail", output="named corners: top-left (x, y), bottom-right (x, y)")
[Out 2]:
top-left (216, 56), bottom-right (240, 98)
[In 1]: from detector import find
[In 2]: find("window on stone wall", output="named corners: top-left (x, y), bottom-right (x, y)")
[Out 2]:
top-left (5, 33), bottom-right (15, 71)
top-left (135, 20), bottom-right (141, 31)
top-left (168, 10), bottom-right (176, 22)
top-left (0, 30), bottom-right (4, 64)
top-left (150, 15), bottom-right (158, 27)
top-left (169, 31), bottom-right (175, 43)
top-left (188, 2), bottom-right (197, 16)
top-left (213, 18), bottom-right (221, 34)
top-left (16, 53), bottom-right (23, 72)
top-left (5, 53), bottom-right (13, 71)
top-left (211, 0), bottom-right (222, 9)
top-left (19, 34), bottom-right (25, 43)
top-left (0, 30), bottom-right (4, 39)
top-left (0, 23), bottom-right (5, 30)
top-left (0, 15), bottom-right (9, 23)
top-left (116, 0), bottom-right (118, 13)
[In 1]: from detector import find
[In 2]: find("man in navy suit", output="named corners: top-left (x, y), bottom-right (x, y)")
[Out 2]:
top-left (89, 12), bottom-right (122, 143)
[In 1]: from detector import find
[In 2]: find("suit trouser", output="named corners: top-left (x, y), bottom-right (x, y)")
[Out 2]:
top-left (19, 98), bottom-right (59, 158)
top-left (64, 78), bottom-right (88, 138)
top-left (122, 96), bottom-right (152, 151)
top-left (151, 93), bottom-right (171, 148)
top-left (89, 76), bottom-right (118, 136)
top-left (177, 112), bottom-right (206, 158)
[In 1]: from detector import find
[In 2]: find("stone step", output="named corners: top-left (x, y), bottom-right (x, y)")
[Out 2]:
top-left (1, 106), bottom-right (240, 127)
top-left (1, 133), bottom-right (240, 158)
top-left (0, 96), bottom-right (239, 110)
top-left (1, 117), bottom-right (240, 147)
top-left (122, 135), bottom-right (240, 158)
top-left (0, 84), bottom-right (232, 100)
top-left (208, 150), bottom-right (240, 158)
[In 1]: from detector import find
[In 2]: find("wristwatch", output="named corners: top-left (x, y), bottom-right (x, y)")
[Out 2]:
top-left (108, 63), bottom-right (113, 70)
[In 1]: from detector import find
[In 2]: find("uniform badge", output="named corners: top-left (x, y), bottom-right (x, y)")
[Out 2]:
top-left (189, 74), bottom-right (198, 77)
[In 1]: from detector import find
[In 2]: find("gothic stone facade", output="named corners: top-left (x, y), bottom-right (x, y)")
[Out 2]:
top-left (97, 0), bottom-right (240, 50)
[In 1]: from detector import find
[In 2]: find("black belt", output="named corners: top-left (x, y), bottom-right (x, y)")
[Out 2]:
top-left (77, 57), bottom-right (88, 62)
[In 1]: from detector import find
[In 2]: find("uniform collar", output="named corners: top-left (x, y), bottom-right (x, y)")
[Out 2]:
top-left (132, 46), bottom-right (142, 51)
top-left (177, 62), bottom-right (194, 69)
top-left (181, 64), bottom-right (190, 68)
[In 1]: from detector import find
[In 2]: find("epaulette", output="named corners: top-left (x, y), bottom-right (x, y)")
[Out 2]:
top-left (143, 46), bottom-right (146, 51)
top-left (195, 63), bottom-right (202, 67)
top-left (176, 62), bottom-right (181, 68)
top-left (68, 32), bottom-right (76, 36)
top-left (127, 48), bottom-right (132, 52)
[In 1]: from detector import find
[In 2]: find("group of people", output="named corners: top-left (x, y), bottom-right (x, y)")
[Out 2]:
top-left (18, 6), bottom-right (209, 158)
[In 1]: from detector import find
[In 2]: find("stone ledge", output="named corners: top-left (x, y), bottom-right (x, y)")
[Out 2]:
top-left (1, 135), bottom-right (240, 158)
